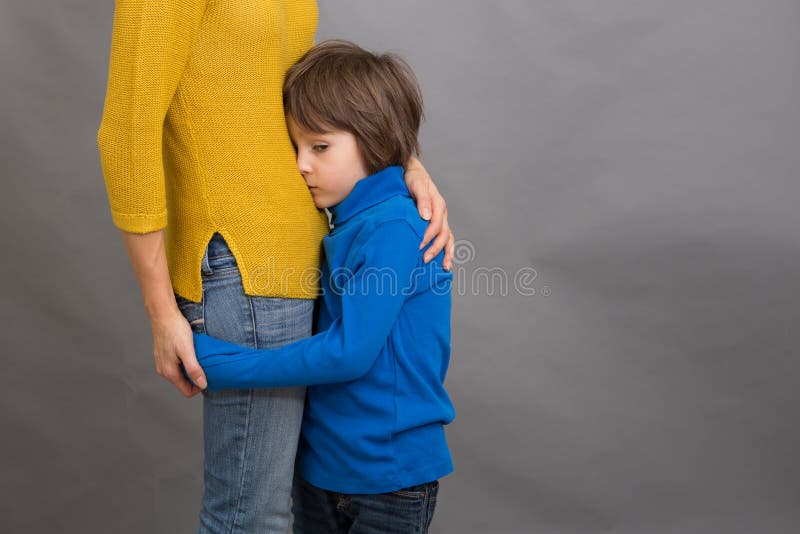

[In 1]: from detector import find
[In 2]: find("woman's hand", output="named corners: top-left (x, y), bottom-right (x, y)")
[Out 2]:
top-left (404, 156), bottom-right (455, 270)
top-left (121, 230), bottom-right (207, 397)
top-left (150, 307), bottom-right (206, 398)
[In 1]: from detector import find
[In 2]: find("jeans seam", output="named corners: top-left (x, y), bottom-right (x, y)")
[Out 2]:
top-left (230, 389), bottom-right (254, 534)
top-left (425, 482), bottom-right (438, 531)
top-left (418, 487), bottom-right (430, 533)
top-left (200, 288), bottom-right (207, 335)
top-left (247, 295), bottom-right (258, 350)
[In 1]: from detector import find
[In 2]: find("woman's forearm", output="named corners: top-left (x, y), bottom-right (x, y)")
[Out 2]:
top-left (404, 154), bottom-right (421, 172)
top-left (120, 229), bottom-right (179, 321)
top-left (120, 229), bottom-right (207, 394)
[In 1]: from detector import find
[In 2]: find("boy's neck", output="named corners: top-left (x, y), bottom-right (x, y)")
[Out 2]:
top-left (328, 166), bottom-right (408, 226)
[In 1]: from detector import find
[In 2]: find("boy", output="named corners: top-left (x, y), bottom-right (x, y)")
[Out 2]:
top-left (188, 39), bottom-right (454, 533)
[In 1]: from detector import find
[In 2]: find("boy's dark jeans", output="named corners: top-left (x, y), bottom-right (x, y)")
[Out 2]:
top-left (291, 474), bottom-right (439, 533)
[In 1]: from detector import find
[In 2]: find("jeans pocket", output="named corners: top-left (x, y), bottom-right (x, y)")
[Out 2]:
top-left (388, 480), bottom-right (437, 500)
top-left (388, 489), bottom-right (426, 499)
top-left (175, 293), bottom-right (205, 334)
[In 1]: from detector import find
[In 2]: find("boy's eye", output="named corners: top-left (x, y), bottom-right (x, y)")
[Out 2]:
top-left (313, 144), bottom-right (328, 152)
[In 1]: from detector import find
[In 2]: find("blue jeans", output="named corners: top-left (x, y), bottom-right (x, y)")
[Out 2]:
top-left (291, 474), bottom-right (439, 534)
top-left (175, 232), bottom-right (314, 534)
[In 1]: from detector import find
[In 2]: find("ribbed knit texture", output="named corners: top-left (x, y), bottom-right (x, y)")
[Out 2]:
top-left (96, 0), bottom-right (330, 302)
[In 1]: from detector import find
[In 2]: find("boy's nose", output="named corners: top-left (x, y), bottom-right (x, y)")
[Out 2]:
top-left (296, 154), bottom-right (312, 176)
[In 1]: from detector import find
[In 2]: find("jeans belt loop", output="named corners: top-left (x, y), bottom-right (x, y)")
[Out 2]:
top-left (201, 246), bottom-right (213, 276)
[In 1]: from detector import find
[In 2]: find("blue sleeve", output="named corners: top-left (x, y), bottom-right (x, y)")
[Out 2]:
top-left (189, 220), bottom-right (421, 390)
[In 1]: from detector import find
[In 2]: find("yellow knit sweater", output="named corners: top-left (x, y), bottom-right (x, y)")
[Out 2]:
top-left (96, 0), bottom-right (330, 302)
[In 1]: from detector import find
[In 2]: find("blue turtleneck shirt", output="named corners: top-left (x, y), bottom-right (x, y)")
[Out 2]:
top-left (190, 165), bottom-right (455, 494)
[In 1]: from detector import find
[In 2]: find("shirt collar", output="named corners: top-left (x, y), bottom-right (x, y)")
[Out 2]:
top-left (329, 165), bottom-right (409, 226)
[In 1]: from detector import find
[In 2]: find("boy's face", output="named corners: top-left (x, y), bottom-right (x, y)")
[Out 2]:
top-left (287, 115), bottom-right (369, 209)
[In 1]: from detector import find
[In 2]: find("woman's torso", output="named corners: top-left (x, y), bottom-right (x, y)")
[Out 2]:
top-left (98, 0), bottom-right (330, 302)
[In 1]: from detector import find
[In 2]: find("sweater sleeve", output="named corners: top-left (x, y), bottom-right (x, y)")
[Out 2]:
top-left (189, 220), bottom-right (421, 389)
top-left (96, 0), bottom-right (205, 233)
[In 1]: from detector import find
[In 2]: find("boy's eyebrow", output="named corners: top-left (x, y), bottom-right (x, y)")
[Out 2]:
top-left (296, 118), bottom-right (336, 136)
top-left (298, 127), bottom-right (333, 137)
top-left (298, 130), bottom-right (335, 141)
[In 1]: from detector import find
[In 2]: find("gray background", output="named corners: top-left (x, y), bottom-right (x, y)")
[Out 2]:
top-left (1, 1), bottom-right (798, 532)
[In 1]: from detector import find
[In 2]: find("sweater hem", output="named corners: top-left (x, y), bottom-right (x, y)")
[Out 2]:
top-left (110, 210), bottom-right (168, 234)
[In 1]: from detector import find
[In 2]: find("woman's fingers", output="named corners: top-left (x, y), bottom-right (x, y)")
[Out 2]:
top-left (409, 175), bottom-right (433, 221)
top-left (443, 230), bottom-right (456, 271)
top-left (424, 219), bottom-right (451, 264)
top-left (153, 312), bottom-right (207, 397)
top-left (177, 342), bottom-right (207, 393)
top-left (163, 362), bottom-right (201, 397)
top-left (404, 163), bottom-right (455, 269)
top-left (422, 201), bottom-right (450, 263)
top-left (419, 185), bottom-right (446, 252)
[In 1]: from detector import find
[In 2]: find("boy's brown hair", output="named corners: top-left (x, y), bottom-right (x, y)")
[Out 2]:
top-left (283, 39), bottom-right (424, 175)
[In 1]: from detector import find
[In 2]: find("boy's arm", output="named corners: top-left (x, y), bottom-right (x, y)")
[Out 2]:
top-left (190, 220), bottom-right (421, 390)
